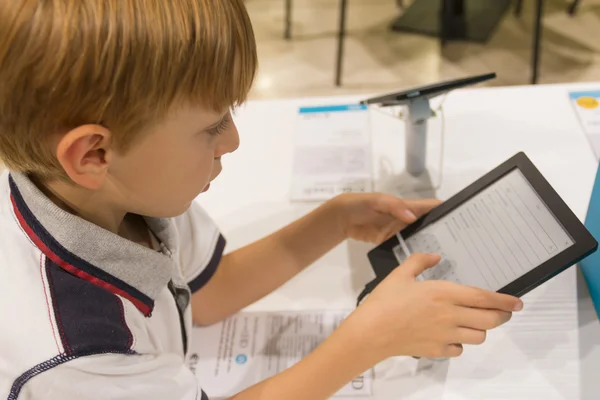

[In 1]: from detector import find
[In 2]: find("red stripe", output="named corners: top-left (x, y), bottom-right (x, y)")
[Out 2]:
top-left (11, 195), bottom-right (152, 317)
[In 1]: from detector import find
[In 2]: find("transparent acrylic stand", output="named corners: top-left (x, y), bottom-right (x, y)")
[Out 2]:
top-left (367, 95), bottom-right (447, 200)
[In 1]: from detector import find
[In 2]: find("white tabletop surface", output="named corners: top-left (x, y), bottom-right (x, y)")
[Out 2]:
top-left (196, 82), bottom-right (600, 400)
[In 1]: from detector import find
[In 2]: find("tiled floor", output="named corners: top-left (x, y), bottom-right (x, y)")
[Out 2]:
top-left (245, 0), bottom-right (600, 100)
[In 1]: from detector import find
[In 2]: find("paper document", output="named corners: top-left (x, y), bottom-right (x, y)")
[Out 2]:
top-left (291, 104), bottom-right (373, 201)
top-left (187, 311), bottom-right (373, 398)
top-left (569, 91), bottom-right (600, 160)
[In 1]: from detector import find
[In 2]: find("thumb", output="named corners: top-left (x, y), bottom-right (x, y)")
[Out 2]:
top-left (398, 253), bottom-right (442, 279)
top-left (403, 198), bottom-right (443, 218)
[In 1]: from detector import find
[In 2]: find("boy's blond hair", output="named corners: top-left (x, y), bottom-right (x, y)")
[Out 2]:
top-left (0, 1), bottom-right (257, 178)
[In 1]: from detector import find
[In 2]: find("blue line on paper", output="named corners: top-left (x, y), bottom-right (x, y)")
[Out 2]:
top-left (298, 104), bottom-right (367, 114)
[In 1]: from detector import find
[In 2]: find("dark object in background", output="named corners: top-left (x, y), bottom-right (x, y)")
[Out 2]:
top-left (390, 0), bottom-right (512, 43)
top-left (567, 0), bottom-right (582, 15)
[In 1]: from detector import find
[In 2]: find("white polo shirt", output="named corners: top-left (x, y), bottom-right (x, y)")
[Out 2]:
top-left (0, 171), bottom-right (225, 399)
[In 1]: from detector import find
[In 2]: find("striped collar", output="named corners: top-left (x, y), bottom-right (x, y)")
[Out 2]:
top-left (8, 173), bottom-right (175, 316)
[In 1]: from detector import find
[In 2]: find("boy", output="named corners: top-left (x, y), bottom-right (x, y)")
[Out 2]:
top-left (0, 1), bottom-right (522, 399)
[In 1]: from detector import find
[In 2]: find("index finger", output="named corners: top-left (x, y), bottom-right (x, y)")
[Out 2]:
top-left (398, 253), bottom-right (442, 278)
top-left (443, 282), bottom-right (523, 312)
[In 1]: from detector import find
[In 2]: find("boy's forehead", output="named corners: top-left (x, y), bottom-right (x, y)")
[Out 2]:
top-left (171, 100), bottom-right (228, 117)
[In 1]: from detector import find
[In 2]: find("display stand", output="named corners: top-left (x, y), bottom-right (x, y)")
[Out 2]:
top-left (361, 73), bottom-right (497, 199)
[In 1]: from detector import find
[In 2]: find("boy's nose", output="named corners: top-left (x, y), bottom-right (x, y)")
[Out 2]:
top-left (216, 122), bottom-right (240, 157)
top-left (227, 126), bottom-right (240, 154)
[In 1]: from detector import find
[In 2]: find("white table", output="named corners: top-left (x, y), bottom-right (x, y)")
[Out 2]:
top-left (196, 82), bottom-right (600, 399)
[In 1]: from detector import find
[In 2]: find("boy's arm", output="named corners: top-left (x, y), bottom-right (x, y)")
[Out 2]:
top-left (190, 193), bottom-right (439, 326)
top-left (230, 254), bottom-right (521, 399)
top-left (191, 200), bottom-right (345, 326)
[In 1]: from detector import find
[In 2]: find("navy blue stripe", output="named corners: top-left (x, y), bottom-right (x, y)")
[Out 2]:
top-left (46, 258), bottom-right (133, 356)
top-left (188, 234), bottom-right (226, 293)
top-left (45, 259), bottom-right (70, 353)
top-left (201, 390), bottom-right (209, 400)
top-left (9, 176), bottom-right (154, 311)
top-left (8, 354), bottom-right (73, 400)
top-left (8, 349), bottom-right (134, 400)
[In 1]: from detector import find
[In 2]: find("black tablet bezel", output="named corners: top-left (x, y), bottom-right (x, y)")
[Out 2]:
top-left (367, 152), bottom-right (598, 297)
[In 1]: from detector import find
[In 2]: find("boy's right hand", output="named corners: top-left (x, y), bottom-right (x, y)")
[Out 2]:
top-left (227, 253), bottom-right (524, 400)
top-left (348, 253), bottom-right (523, 361)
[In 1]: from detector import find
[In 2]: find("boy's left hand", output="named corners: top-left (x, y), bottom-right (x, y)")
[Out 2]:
top-left (331, 193), bottom-right (442, 243)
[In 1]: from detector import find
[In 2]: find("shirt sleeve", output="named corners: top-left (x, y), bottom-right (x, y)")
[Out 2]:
top-left (21, 353), bottom-right (209, 400)
top-left (172, 201), bottom-right (226, 294)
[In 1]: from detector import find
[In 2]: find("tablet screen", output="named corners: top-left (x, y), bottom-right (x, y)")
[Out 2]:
top-left (392, 169), bottom-right (574, 291)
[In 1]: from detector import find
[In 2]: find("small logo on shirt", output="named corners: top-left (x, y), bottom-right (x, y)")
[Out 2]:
top-left (235, 354), bottom-right (248, 365)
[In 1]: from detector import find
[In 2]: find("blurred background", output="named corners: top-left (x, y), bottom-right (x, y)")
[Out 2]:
top-left (245, 0), bottom-right (600, 99)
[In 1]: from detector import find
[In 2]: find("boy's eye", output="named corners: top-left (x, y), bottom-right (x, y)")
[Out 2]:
top-left (206, 113), bottom-right (231, 136)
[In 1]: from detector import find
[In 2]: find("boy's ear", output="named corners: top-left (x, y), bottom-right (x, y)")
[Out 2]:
top-left (55, 124), bottom-right (113, 190)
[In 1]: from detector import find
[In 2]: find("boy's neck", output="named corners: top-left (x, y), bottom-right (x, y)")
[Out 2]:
top-left (32, 175), bottom-right (128, 235)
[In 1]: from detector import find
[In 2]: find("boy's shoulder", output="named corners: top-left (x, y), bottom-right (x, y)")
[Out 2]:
top-left (0, 171), bottom-right (137, 397)
top-left (170, 199), bottom-right (226, 291)
top-left (0, 170), bottom-right (226, 324)
top-left (0, 171), bottom-right (225, 306)
top-left (0, 171), bottom-right (224, 398)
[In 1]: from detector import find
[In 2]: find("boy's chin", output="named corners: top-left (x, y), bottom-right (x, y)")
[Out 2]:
top-left (150, 183), bottom-right (211, 218)
top-left (145, 201), bottom-right (195, 219)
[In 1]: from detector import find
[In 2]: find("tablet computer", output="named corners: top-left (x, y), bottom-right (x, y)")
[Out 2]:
top-left (359, 73), bottom-right (496, 107)
top-left (364, 152), bottom-right (598, 301)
